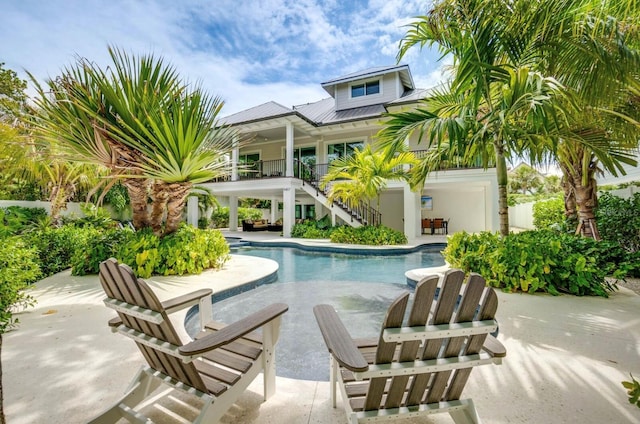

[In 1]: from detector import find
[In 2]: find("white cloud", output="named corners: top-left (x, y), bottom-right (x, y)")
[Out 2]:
top-left (1, 0), bottom-right (441, 115)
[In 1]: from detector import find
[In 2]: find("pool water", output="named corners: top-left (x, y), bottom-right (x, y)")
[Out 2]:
top-left (185, 245), bottom-right (446, 381)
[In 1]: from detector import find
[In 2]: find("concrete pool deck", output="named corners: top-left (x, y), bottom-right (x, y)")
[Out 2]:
top-left (3, 233), bottom-right (640, 423)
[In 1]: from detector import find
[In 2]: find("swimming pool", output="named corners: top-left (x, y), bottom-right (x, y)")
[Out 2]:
top-left (185, 244), bottom-right (446, 381)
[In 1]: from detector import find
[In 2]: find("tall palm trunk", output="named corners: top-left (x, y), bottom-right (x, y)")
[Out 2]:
top-left (123, 178), bottom-right (150, 230)
top-left (494, 140), bottom-right (510, 236)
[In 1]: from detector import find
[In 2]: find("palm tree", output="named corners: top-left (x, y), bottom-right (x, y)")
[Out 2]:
top-left (379, 0), bottom-right (640, 237)
top-left (30, 47), bottom-right (236, 236)
top-left (320, 144), bottom-right (417, 213)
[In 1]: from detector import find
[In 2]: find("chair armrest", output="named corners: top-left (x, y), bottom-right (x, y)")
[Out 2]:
top-left (313, 304), bottom-right (369, 373)
top-left (179, 303), bottom-right (289, 356)
top-left (483, 335), bottom-right (507, 358)
top-left (162, 289), bottom-right (213, 315)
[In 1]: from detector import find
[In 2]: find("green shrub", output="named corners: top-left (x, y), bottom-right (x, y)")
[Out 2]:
top-left (291, 220), bottom-right (335, 239)
top-left (0, 237), bottom-right (39, 333)
top-left (0, 206), bottom-right (48, 237)
top-left (596, 192), bottom-right (640, 253)
top-left (70, 227), bottom-right (133, 275)
top-left (330, 225), bottom-right (407, 246)
top-left (116, 225), bottom-right (230, 278)
top-left (210, 207), bottom-right (262, 228)
top-left (22, 226), bottom-right (88, 277)
top-left (532, 196), bottom-right (565, 229)
top-left (68, 204), bottom-right (117, 230)
top-left (443, 230), bottom-right (622, 296)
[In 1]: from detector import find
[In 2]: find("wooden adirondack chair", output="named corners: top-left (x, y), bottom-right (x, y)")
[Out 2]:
top-left (91, 258), bottom-right (288, 424)
top-left (314, 269), bottom-right (506, 424)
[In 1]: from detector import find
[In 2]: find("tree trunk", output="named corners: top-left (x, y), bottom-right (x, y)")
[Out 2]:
top-left (161, 181), bottom-right (192, 236)
top-left (149, 181), bottom-right (169, 236)
top-left (1, 334), bottom-right (5, 424)
top-left (123, 178), bottom-right (150, 230)
top-left (494, 141), bottom-right (510, 236)
top-left (572, 164), bottom-right (600, 240)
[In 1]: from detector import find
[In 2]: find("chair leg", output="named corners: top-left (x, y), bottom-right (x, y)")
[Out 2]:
top-left (449, 399), bottom-right (482, 424)
top-left (88, 366), bottom-right (161, 423)
top-left (262, 320), bottom-right (280, 401)
top-left (330, 355), bottom-right (338, 408)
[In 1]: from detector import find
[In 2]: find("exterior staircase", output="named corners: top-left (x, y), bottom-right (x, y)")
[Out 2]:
top-left (298, 163), bottom-right (381, 227)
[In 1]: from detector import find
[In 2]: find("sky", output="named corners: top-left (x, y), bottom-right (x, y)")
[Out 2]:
top-left (1, 0), bottom-right (449, 116)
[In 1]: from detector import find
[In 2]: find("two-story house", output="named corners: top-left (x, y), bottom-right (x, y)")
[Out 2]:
top-left (197, 64), bottom-right (499, 238)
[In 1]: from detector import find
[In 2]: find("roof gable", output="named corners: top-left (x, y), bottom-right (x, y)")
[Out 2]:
top-left (320, 64), bottom-right (414, 97)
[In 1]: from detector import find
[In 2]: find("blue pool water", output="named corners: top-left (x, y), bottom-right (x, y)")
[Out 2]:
top-left (186, 245), bottom-right (446, 381)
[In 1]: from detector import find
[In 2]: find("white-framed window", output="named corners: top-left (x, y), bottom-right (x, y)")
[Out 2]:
top-left (350, 80), bottom-right (380, 98)
top-left (327, 140), bottom-right (365, 162)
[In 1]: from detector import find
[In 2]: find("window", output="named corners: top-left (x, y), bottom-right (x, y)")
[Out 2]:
top-left (238, 153), bottom-right (260, 178)
top-left (351, 80), bottom-right (380, 98)
top-left (327, 141), bottom-right (364, 162)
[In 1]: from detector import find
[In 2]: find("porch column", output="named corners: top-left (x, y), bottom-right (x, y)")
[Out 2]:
top-left (285, 122), bottom-right (294, 177)
top-left (404, 184), bottom-right (421, 239)
top-left (229, 195), bottom-right (238, 231)
top-left (231, 137), bottom-right (239, 181)
top-left (282, 187), bottom-right (295, 237)
top-left (187, 195), bottom-right (199, 227)
top-left (270, 197), bottom-right (278, 223)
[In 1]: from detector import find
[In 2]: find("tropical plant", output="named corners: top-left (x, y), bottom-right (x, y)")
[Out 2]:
top-left (30, 47), bottom-right (237, 237)
top-left (330, 225), bottom-right (408, 245)
top-left (533, 196), bottom-right (565, 230)
top-left (0, 238), bottom-right (39, 424)
top-left (509, 164), bottom-right (544, 195)
top-left (379, 0), bottom-right (640, 237)
top-left (622, 374), bottom-right (640, 408)
top-left (444, 230), bottom-right (625, 296)
top-left (320, 144), bottom-right (417, 211)
top-left (596, 192), bottom-right (640, 253)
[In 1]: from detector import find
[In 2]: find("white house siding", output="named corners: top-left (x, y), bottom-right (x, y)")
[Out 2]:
top-left (379, 190), bottom-right (404, 232)
top-left (335, 73), bottom-right (400, 111)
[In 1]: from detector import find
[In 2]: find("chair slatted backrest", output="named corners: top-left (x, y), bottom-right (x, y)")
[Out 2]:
top-left (363, 269), bottom-right (497, 411)
top-left (99, 258), bottom-right (208, 393)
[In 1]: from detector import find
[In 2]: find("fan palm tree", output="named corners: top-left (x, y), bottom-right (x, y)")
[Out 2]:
top-left (379, 0), bottom-right (640, 237)
top-left (30, 47), bottom-right (236, 236)
top-left (320, 144), bottom-right (418, 212)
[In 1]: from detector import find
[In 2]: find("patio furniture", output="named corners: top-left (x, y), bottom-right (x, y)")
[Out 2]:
top-left (91, 258), bottom-right (288, 424)
top-left (433, 218), bottom-right (448, 235)
top-left (421, 218), bottom-right (432, 234)
top-left (242, 219), bottom-right (269, 231)
top-left (313, 269), bottom-right (506, 424)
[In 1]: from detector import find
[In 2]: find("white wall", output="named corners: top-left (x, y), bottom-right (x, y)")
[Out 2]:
top-left (509, 202), bottom-right (535, 230)
top-left (422, 187), bottom-right (487, 233)
top-left (379, 190), bottom-right (404, 231)
top-left (0, 200), bottom-right (85, 217)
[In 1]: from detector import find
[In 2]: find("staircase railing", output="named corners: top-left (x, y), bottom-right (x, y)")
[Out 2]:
top-left (298, 161), bottom-right (381, 227)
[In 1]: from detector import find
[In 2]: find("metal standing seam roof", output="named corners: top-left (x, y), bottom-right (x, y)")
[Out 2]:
top-left (219, 66), bottom-right (429, 127)
top-left (220, 101), bottom-right (294, 125)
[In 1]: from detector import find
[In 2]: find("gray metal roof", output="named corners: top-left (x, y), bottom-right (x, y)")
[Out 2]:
top-left (389, 88), bottom-right (430, 105)
top-left (294, 99), bottom-right (386, 125)
top-left (220, 101), bottom-right (293, 125)
top-left (220, 65), bottom-right (427, 128)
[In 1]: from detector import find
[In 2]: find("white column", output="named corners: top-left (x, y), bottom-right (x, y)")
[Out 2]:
top-left (231, 137), bottom-right (239, 181)
top-left (187, 196), bottom-right (199, 227)
top-left (270, 197), bottom-right (278, 223)
top-left (285, 122), bottom-right (294, 177)
top-left (404, 184), bottom-right (421, 239)
top-left (282, 187), bottom-right (295, 237)
top-left (229, 195), bottom-right (238, 231)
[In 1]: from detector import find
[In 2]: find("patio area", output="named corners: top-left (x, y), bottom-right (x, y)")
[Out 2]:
top-left (3, 236), bottom-right (640, 423)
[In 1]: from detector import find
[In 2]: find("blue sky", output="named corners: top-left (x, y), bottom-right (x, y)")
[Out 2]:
top-left (1, 0), bottom-right (449, 115)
